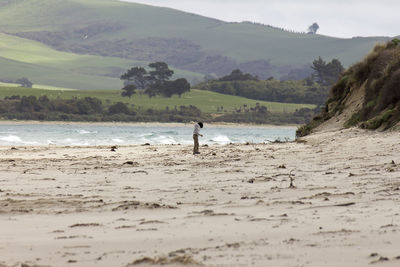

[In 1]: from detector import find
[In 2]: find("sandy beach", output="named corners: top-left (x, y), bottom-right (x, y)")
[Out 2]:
top-left (0, 127), bottom-right (399, 267)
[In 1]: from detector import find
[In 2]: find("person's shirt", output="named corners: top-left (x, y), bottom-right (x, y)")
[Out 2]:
top-left (193, 123), bottom-right (201, 135)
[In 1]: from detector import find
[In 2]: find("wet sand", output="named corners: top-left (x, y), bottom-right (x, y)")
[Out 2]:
top-left (0, 127), bottom-right (399, 267)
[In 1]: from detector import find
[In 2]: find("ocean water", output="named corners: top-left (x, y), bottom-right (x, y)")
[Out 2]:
top-left (0, 123), bottom-right (297, 146)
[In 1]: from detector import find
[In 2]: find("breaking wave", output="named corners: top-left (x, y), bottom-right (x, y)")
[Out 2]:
top-left (0, 124), bottom-right (296, 146)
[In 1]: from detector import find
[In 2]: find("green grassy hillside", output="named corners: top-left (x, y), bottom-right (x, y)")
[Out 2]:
top-left (0, 0), bottom-right (389, 87)
top-left (0, 33), bottom-right (203, 90)
top-left (0, 86), bottom-right (314, 114)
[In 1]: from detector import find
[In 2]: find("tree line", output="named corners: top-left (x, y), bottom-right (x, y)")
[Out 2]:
top-left (0, 95), bottom-right (208, 122)
top-left (197, 76), bottom-right (328, 105)
top-left (0, 94), bottom-right (314, 124)
top-left (196, 57), bottom-right (344, 105)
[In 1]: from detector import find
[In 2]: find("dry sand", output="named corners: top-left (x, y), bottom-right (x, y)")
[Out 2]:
top-left (0, 127), bottom-right (399, 267)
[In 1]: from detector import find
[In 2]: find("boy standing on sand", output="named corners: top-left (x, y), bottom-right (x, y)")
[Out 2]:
top-left (193, 122), bottom-right (203, 154)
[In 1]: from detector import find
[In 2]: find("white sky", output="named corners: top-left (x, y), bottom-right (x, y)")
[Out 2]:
top-left (121, 0), bottom-right (399, 38)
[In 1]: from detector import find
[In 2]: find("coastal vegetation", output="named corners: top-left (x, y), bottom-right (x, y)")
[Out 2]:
top-left (0, 94), bottom-right (208, 123)
top-left (0, 86), bottom-right (313, 113)
top-left (0, 57), bottom-right (346, 125)
top-left (196, 78), bottom-right (327, 105)
top-left (0, 85), bottom-right (315, 124)
top-left (195, 59), bottom-right (344, 106)
top-left (297, 39), bottom-right (400, 136)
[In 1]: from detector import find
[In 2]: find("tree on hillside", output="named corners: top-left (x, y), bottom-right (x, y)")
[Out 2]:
top-left (172, 78), bottom-right (191, 97)
top-left (16, 77), bottom-right (33, 88)
top-left (144, 83), bottom-right (160, 99)
top-left (325, 59), bottom-right (344, 84)
top-left (144, 62), bottom-right (174, 98)
top-left (148, 62), bottom-right (174, 83)
top-left (159, 78), bottom-right (191, 98)
top-left (307, 23), bottom-right (319, 34)
top-left (121, 62), bottom-right (189, 98)
top-left (121, 84), bottom-right (136, 98)
top-left (311, 57), bottom-right (326, 83)
top-left (311, 57), bottom-right (344, 86)
top-left (120, 67), bottom-right (148, 89)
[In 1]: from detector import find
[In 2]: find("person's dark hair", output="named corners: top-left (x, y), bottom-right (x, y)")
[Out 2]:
top-left (198, 122), bottom-right (203, 128)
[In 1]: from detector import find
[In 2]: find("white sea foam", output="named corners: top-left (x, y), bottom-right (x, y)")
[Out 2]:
top-left (155, 135), bottom-right (176, 144)
top-left (77, 129), bottom-right (92, 134)
top-left (211, 135), bottom-right (231, 144)
top-left (0, 135), bottom-right (22, 143)
top-left (22, 141), bottom-right (39, 145)
top-left (61, 138), bottom-right (90, 146)
top-left (112, 138), bottom-right (124, 143)
top-left (63, 138), bottom-right (75, 144)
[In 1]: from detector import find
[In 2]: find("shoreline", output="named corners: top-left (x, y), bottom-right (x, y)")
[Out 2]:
top-left (0, 119), bottom-right (300, 129)
top-left (0, 120), bottom-right (298, 148)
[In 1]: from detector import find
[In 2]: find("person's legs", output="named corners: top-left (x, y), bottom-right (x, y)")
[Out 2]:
top-left (193, 134), bottom-right (199, 154)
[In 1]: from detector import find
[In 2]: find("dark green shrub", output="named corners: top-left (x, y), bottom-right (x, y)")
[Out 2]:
top-left (108, 102), bottom-right (130, 115)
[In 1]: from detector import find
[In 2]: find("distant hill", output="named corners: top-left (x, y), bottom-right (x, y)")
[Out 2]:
top-left (0, 0), bottom-right (391, 89)
top-left (297, 40), bottom-right (400, 136)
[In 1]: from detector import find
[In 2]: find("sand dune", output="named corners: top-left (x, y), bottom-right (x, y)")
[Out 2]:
top-left (0, 128), bottom-right (399, 266)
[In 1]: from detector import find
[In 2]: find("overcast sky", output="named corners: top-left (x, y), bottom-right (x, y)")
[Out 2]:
top-left (122, 0), bottom-right (399, 38)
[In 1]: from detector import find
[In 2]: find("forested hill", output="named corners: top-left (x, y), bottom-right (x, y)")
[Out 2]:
top-left (297, 40), bottom-right (400, 136)
top-left (0, 0), bottom-right (390, 81)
